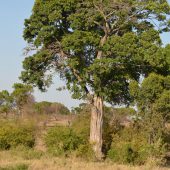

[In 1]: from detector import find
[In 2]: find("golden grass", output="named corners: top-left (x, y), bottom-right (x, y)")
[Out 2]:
top-left (0, 151), bottom-right (170, 170)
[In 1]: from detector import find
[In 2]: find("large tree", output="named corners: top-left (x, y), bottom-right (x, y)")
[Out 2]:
top-left (21, 0), bottom-right (170, 159)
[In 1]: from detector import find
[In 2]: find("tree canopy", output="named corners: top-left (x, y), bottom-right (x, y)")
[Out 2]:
top-left (21, 0), bottom-right (170, 105)
top-left (12, 83), bottom-right (34, 110)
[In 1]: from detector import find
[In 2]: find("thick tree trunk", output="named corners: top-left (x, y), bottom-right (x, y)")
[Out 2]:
top-left (90, 95), bottom-right (104, 160)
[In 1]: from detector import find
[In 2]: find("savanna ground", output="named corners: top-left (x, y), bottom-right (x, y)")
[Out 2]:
top-left (0, 150), bottom-right (170, 170)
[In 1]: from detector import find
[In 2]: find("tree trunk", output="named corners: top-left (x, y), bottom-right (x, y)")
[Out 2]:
top-left (90, 95), bottom-right (104, 160)
top-left (5, 112), bottom-right (8, 118)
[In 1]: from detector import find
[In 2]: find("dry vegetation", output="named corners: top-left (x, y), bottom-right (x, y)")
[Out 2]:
top-left (0, 106), bottom-right (170, 170)
top-left (0, 150), bottom-right (169, 170)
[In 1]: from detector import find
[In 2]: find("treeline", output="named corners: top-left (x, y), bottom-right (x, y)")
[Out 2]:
top-left (0, 83), bottom-right (70, 117)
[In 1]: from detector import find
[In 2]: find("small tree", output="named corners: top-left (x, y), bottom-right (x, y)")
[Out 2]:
top-left (129, 73), bottom-right (170, 144)
top-left (21, 0), bottom-right (170, 159)
top-left (12, 83), bottom-right (34, 116)
top-left (0, 90), bottom-right (13, 117)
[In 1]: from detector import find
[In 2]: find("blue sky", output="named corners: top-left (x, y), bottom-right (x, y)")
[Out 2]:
top-left (0, 0), bottom-right (170, 109)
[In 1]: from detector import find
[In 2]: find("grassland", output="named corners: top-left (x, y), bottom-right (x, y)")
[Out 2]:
top-left (0, 150), bottom-right (170, 170)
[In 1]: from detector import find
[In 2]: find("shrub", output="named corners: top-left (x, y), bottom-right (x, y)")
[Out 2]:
top-left (107, 126), bottom-right (167, 165)
top-left (72, 113), bottom-right (90, 142)
top-left (71, 113), bottom-right (97, 160)
top-left (45, 126), bottom-right (83, 156)
top-left (0, 121), bottom-right (35, 150)
top-left (75, 143), bottom-right (95, 160)
top-left (108, 142), bottom-right (139, 164)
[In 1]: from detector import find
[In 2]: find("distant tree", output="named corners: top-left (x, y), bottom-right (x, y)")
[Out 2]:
top-left (12, 83), bottom-right (33, 116)
top-left (51, 102), bottom-right (70, 115)
top-left (21, 0), bottom-right (170, 159)
top-left (34, 101), bottom-right (52, 114)
top-left (34, 101), bottom-right (70, 115)
top-left (129, 73), bottom-right (170, 144)
top-left (0, 90), bottom-right (13, 117)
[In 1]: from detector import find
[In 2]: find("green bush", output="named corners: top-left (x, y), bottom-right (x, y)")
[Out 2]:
top-left (75, 143), bottom-right (95, 160)
top-left (71, 113), bottom-right (97, 160)
top-left (72, 113), bottom-right (90, 141)
top-left (0, 122), bottom-right (35, 150)
top-left (45, 126), bottom-right (83, 156)
top-left (108, 142), bottom-right (140, 164)
top-left (107, 126), bottom-right (167, 165)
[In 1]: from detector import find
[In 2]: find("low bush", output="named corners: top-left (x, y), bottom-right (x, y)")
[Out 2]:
top-left (71, 113), bottom-right (97, 160)
top-left (108, 142), bottom-right (138, 164)
top-left (107, 126), bottom-right (167, 165)
top-left (45, 126), bottom-right (83, 156)
top-left (72, 113), bottom-right (90, 142)
top-left (75, 143), bottom-right (95, 160)
top-left (0, 121), bottom-right (35, 150)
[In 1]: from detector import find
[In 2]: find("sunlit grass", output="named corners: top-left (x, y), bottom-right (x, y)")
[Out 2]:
top-left (0, 150), bottom-right (169, 170)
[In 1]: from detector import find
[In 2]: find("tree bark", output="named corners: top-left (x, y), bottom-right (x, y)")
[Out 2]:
top-left (90, 95), bottom-right (104, 160)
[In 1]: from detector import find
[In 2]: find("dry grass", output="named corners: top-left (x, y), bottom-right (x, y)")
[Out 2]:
top-left (0, 151), bottom-right (170, 170)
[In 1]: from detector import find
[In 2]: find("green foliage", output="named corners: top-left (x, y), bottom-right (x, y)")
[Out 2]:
top-left (108, 142), bottom-right (139, 165)
top-left (21, 0), bottom-right (170, 105)
top-left (72, 111), bottom-right (90, 141)
top-left (71, 108), bottom-right (96, 160)
top-left (0, 164), bottom-right (28, 170)
top-left (129, 73), bottom-right (170, 144)
top-left (130, 73), bottom-right (170, 109)
top-left (0, 84), bottom-right (34, 116)
top-left (45, 106), bottom-right (95, 159)
top-left (12, 83), bottom-right (33, 110)
top-left (0, 122), bottom-right (35, 150)
top-left (128, 73), bottom-right (170, 164)
top-left (75, 143), bottom-right (95, 161)
top-left (107, 125), bottom-right (166, 165)
top-left (71, 103), bottom-right (90, 114)
top-left (45, 126), bottom-right (83, 156)
top-left (0, 90), bottom-right (13, 114)
top-left (71, 104), bottom-right (125, 157)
